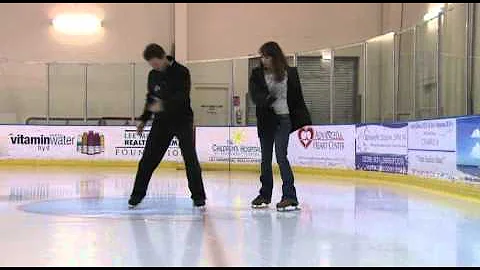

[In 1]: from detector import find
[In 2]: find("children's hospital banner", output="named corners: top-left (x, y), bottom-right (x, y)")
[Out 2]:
top-left (2, 115), bottom-right (480, 183)
top-left (195, 125), bottom-right (355, 169)
top-left (195, 127), bottom-right (262, 165)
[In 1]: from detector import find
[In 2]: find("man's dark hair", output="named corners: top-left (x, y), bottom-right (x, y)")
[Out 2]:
top-left (143, 43), bottom-right (166, 61)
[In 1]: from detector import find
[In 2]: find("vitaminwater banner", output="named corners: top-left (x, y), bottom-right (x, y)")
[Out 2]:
top-left (355, 123), bottom-right (408, 174)
top-left (0, 125), bottom-right (98, 159)
top-left (456, 116), bottom-right (480, 182)
top-left (408, 118), bottom-right (457, 180)
top-left (195, 127), bottom-right (262, 164)
top-left (287, 125), bottom-right (355, 169)
top-left (0, 125), bottom-right (182, 162)
top-left (0, 125), bottom-right (93, 159)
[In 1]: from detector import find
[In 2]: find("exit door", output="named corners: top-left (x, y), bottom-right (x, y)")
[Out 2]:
top-left (191, 86), bottom-right (229, 126)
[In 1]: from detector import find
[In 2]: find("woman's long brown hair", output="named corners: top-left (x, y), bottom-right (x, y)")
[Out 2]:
top-left (259, 41), bottom-right (288, 82)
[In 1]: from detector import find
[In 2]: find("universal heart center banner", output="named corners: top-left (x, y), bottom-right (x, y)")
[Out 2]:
top-left (288, 125), bottom-right (356, 169)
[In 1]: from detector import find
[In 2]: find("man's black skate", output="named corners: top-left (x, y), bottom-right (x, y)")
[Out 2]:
top-left (128, 198), bottom-right (141, 209)
top-left (251, 195), bottom-right (271, 209)
top-left (276, 198), bottom-right (300, 212)
top-left (193, 199), bottom-right (206, 209)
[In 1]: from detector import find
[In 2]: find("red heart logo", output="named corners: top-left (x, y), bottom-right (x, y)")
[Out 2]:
top-left (298, 126), bottom-right (314, 149)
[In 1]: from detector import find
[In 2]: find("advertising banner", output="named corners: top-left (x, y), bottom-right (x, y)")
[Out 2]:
top-left (195, 127), bottom-right (262, 164)
top-left (288, 125), bottom-right (355, 169)
top-left (0, 126), bottom-right (107, 160)
top-left (408, 150), bottom-right (457, 180)
top-left (355, 123), bottom-right (408, 174)
top-left (408, 119), bottom-right (456, 152)
top-left (109, 127), bottom-right (182, 162)
top-left (0, 126), bottom-right (182, 162)
top-left (456, 116), bottom-right (480, 182)
top-left (3, 116), bottom-right (480, 184)
top-left (407, 118), bottom-right (457, 179)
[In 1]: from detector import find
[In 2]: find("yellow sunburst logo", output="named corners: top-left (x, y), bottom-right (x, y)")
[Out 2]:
top-left (231, 130), bottom-right (245, 145)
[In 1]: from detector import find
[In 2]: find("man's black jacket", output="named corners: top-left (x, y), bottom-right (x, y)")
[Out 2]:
top-left (140, 56), bottom-right (194, 124)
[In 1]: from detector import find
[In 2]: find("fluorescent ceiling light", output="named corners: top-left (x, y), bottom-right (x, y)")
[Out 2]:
top-left (367, 32), bottom-right (394, 43)
top-left (52, 13), bottom-right (102, 35)
top-left (423, 6), bottom-right (443, 22)
top-left (322, 50), bottom-right (332, 60)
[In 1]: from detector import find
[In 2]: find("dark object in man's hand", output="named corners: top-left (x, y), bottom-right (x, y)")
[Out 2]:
top-left (146, 82), bottom-right (168, 112)
top-left (146, 96), bottom-right (164, 113)
top-left (149, 82), bottom-right (168, 101)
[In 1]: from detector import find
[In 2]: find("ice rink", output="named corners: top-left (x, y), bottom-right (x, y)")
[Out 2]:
top-left (1, 165), bottom-right (480, 266)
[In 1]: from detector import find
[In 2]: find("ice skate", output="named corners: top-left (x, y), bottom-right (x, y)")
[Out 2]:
top-left (128, 198), bottom-right (141, 209)
top-left (251, 195), bottom-right (271, 209)
top-left (276, 198), bottom-right (300, 212)
top-left (193, 199), bottom-right (206, 210)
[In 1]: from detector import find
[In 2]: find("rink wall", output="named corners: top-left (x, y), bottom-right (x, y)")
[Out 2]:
top-left (1, 115), bottom-right (480, 186)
